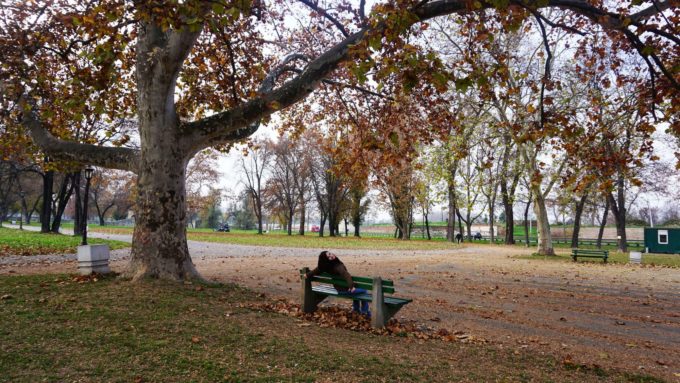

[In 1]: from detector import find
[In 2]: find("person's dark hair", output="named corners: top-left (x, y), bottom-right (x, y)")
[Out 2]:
top-left (317, 250), bottom-right (341, 273)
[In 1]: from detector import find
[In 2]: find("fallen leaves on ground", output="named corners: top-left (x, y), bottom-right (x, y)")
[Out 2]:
top-left (244, 299), bottom-right (487, 344)
top-left (71, 274), bottom-right (101, 283)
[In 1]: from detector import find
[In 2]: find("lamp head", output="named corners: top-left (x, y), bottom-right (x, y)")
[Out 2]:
top-left (84, 167), bottom-right (94, 180)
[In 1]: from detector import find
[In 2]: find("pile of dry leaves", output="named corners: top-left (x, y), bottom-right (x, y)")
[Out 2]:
top-left (245, 299), bottom-right (487, 344)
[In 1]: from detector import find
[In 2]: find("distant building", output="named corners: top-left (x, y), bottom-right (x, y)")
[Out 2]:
top-left (644, 228), bottom-right (680, 254)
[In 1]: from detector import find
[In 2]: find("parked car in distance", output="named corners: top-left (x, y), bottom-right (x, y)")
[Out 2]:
top-left (311, 225), bottom-right (320, 233)
top-left (214, 223), bottom-right (230, 232)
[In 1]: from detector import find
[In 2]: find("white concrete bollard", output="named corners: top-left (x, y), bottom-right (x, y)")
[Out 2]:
top-left (77, 244), bottom-right (111, 275)
top-left (629, 251), bottom-right (642, 264)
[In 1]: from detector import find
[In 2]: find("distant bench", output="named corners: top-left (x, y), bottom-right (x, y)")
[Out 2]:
top-left (571, 249), bottom-right (609, 263)
top-left (300, 267), bottom-right (412, 328)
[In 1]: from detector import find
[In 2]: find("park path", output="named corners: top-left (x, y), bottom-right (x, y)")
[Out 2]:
top-left (1, 225), bottom-right (679, 381)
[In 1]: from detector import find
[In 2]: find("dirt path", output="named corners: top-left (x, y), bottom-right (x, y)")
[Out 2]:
top-left (1, 239), bottom-right (679, 381)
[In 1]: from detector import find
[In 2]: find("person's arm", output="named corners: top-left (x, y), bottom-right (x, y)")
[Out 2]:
top-left (305, 267), bottom-right (319, 279)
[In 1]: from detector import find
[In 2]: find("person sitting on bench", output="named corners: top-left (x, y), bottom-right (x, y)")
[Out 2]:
top-left (304, 250), bottom-right (370, 316)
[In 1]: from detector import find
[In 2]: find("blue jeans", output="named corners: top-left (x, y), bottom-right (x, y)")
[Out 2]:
top-left (339, 288), bottom-right (370, 314)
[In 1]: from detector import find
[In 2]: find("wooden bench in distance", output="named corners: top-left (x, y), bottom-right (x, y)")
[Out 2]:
top-left (300, 267), bottom-right (412, 328)
top-left (571, 249), bottom-right (609, 263)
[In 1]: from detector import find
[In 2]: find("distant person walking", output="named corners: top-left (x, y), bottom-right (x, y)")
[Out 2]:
top-left (455, 233), bottom-right (463, 244)
top-left (304, 251), bottom-right (370, 316)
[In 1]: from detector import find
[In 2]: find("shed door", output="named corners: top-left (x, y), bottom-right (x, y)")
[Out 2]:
top-left (658, 230), bottom-right (668, 245)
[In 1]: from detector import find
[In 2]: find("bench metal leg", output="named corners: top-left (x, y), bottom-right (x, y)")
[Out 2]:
top-left (371, 278), bottom-right (404, 328)
top-left (301, 267), bottom-right (326, 313)
top-left (371, 277), bottom-right (387, 328)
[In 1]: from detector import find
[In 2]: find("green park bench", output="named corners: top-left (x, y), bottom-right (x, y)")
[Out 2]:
top-left (571, 249), bottom-right (609, 263)
top-left (300, 267), bottom-right (412, 328)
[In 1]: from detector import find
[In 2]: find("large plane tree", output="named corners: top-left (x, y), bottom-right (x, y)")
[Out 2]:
top-left (0, 0), bottom-right (676, 281)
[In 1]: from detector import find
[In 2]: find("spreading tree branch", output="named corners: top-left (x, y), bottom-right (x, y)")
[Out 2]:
top-left (180, 0), bottom-right (676, 152)
top-left (19, 96), bottom-right (140, 172)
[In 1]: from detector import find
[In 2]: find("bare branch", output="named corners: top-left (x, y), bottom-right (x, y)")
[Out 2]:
top-left (287, 67), bottom-right (394, 100)
top-left (529, 8), bottom-right (552, 131)
top-left (297, 0), bottom-right (350, 38)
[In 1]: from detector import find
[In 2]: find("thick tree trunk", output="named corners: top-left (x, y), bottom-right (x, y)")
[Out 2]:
top-left (533, 190), bottom-right (555, 256)
top-left (608, 191), bottom-right (628, 253)
top-left (446, 182), bottom-right (456, 242)
top-left (298, 197), bottom-right (306, 235)
top-left (256, 198), bottom-right (263, 234)
top-left (41, 170), bottom-right (53, 233)
top-left (287, 207), bottom-right (294, 235)
top-left (319, 214), bottom-right (326, 237)
top-left (124, 23), bottom-right (201, 281)
top-left (352, 220), bottom-right (360, 237)
top-left (328, 203), bottom-right (337, 237)
top-left (127, 156), bottom-right (197, 280)
top-left (501, 182), bottom-right (515, 244)
top-left (51, 174), bottom-right (74, 234)
top-left (571, 193), bottom-right (588, 248)
top-left (596, 198), bottom-right (609, 249)
top-left (523, 193), bottom-right (531, 247)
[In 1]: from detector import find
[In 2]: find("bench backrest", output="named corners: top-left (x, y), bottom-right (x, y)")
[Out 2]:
top-left (573, 249), bottom-right (609, 255)
top-left (300, 268), bottom-right (395, 294)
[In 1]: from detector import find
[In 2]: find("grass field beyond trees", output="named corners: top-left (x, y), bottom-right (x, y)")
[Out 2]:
top-left (0, 228), bottom-right (129, 256)
top-left (0, 274), bottom-right (664, 383)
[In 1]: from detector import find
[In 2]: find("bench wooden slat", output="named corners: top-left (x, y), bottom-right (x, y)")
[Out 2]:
top-left (571, 249), bottom-right (608, 263)
top-left (299, 271), bottom-right (396, 294)
top-left (311, 286), bottom-right (412, 306)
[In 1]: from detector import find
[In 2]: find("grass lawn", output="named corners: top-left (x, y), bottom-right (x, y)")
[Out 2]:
top-left (519, 250), bottom-right (680, 267)
top-left (187, 232), bottom-right (463, 251)
top-left (0, 227), bottom-right (129, 256)
top-left (83, 226), bottom-right (461, 251)
top-left (0, 274), bottom-right (663, 383)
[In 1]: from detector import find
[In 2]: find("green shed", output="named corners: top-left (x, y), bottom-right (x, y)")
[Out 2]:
top-left (644, 227), bottom-right (680, 254)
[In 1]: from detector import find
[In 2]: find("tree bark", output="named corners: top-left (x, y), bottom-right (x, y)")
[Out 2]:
top-left (524, 191), bottom-right (532, 247)
top-left (608, 191), bottom-right (628, 253)
top-left (533, 188), bottom-right (555, 256)
top-left (446, 181), bottom-right (456, 242)
top-left (124, 21), bottom-right (201, 281)
top-left (40, 169), bottom-right (53, 233)
top-left (319, 213), bottom-right (326, 237)
top-left (571, 192), bottom-right (589, 248)
top-left (424, 207), bottom-right (431, 240)
top-left (51, 174), bottom-right (74, 234)
top-left (298, 193), bottom-right (306, 235)
top-left (501, 182), bottom-right (515, 244)
top-left (488, 199), bottom-right (495, 243)
top-left (596, 197), bottom-right (609, 249)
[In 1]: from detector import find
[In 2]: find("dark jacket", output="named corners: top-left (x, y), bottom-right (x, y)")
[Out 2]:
top-left (306, 262), bottom-right (354, 292)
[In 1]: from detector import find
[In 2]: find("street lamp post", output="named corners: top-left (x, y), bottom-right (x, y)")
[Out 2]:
top-left (82, 167), bottom-right (94, 246)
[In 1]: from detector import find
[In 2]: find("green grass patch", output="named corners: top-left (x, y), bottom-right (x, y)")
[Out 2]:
top-left (0, 227), bottom-right (129, 256)
top-left (518, 250), bottom-right (680, 267)
top-left (0, 274), bottom-right (660, 382)
top-left (84, 226), bottom-right (461, 250)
